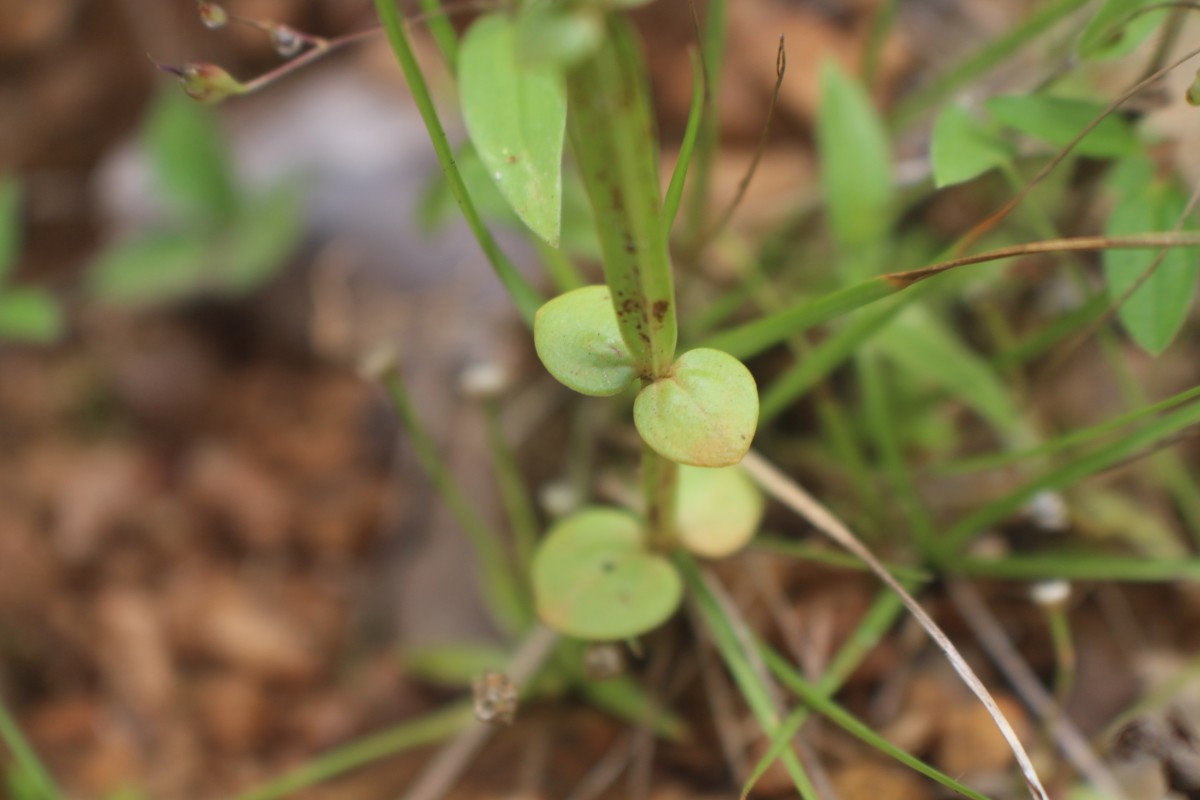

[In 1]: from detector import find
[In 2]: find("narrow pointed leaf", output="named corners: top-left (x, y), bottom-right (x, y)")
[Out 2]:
top-left (817, 62), bottom-right (895, 248)
top-left (984, 94), bottom-right (1139, 157)
top-left (460, 13), bottom-right (566, 246)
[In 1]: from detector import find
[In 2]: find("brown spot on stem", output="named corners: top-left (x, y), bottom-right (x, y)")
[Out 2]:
top-left (652, 301), bottom-right (669, 323)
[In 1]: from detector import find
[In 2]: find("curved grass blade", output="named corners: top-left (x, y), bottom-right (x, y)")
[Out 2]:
top-left (0, 699), bottom-right (61, 800)
top-left (941, 398), bottom-right (1200, 554)
top-left (755, 645), bottom-right (993, 800)
top-left (374, 0), bottom-right (543, 324)
top-left (679, 555), bottom-right (820, 800)
top-left (739, 451), bottom-right (1051, 800)
top-left (663, 48), bottom-right (705, 231)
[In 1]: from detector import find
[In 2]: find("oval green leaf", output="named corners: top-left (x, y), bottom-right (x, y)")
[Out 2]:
top-left (817, 61), bottom-right (895, 249)
top-left (984, 94), bottom-right (1139, 158)
top-left (459, 13), bottom-right (566, 247)
top-left (634, 348), bottom-right (759, 467)
top-left (532, 507), bottom-right (682, 640)
top-left (930, 105), bottom-right (1014, 189)
top-left (1103, 155), bottom-right (1200, 355)
top-left (676, 464), bottom-right (764, 558)
top-left (534, 285), bottom-right (637, 396)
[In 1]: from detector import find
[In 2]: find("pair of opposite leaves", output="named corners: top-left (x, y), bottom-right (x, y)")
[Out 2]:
top-left (534, 285), bottom-right (759, 468)
top-left (529, 286), bottom-right (764, 640)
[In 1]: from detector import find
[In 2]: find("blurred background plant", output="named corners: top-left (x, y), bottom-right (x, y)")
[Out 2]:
top-left (2, 0), bottom-right (1200, 799)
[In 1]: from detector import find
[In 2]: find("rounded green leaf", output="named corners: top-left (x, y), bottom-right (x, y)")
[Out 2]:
top-left (460, 13), bottom-right (566, 247)
top-left (532, 507), bottom-right (682, 640)
top-left (676, 464), bottom-right (764, 558)
top-left (930, 105), bottom-right (1014, 189)
top-left (634, 348), bottom-right (759, 467)
top-left (534, 285), bottom-right (637, 396)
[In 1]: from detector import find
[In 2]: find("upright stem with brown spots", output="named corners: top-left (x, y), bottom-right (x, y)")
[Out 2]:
top-left (566, 14), bottom-right (677, 379)
top-left (567, 13), bottom-right (681, 545)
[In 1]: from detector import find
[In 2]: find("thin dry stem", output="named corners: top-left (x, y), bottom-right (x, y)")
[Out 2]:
top-left (401, 625), bottom-right (558, 800)
top-left (1045, 181), bottom-right (1200, 374)
top-left (739, 450), bottom-right (1052, 800)
top-left (885, 232), bottom-right (1200, 288)
top-left (702, 35), bottom-right (787, 244)
top-left (947, 580), bottom-right (1126, 798)
top-left (955, 44), bottom-right (1200, 255)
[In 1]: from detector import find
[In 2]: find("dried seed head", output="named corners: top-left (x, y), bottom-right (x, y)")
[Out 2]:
top-left (197, 1), bottom-right (228, 29)
top-left (472, 670), bottom-right (518, 725)
top-left (157, 61), bottom-right (245, 104)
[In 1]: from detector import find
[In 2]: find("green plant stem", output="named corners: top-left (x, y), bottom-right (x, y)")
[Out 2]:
top-left (740, 589), bottom-right (911, 797)
top-left (858, 353), bottom-right (938, 558)
top-left (679, 554), bottom-right (819, 800)
top-left (940, 397), bottom-right (1200, 555)
top-left (642, 443), bottom-right (678, 551)
top-left (374, 0), bottom-right (542, 324)
top-left (1044, 603), bottom-right (1076, 706)
top-left (379, 366), bottom-right (530, 634)
top-left (567, 13), bottom-right (677, 376)
top-left (231, 703), bottom-right (472, 800)
top-left (759, 646), bottom-right (993, 800)
top-left (953, 553), bottom-right (1200, 581)
top-left (416, 0), bottom-right (459, 68)
top-left (0, 699), bottom-right (60, 800)
top-left (482, 397), bottom-right (540, 575)
top-left (1102, 335), bottom-right (1200, 545)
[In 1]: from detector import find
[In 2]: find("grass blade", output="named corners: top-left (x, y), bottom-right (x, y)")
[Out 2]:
top-left (0, 699), bottom-right (61, 800)
top-left (663, 48), bottom-right (705, 232)
top-left (374, 0), bottom-right (543, 324)
top-left (231, 704), bottom-right (471, 800)
top-left (759, 645), bottom-right (994, 800)
top-left (891, 0), bottom-right (1091, 129)
top-left (941, 397), bottom-right (1200, 554)
top-left (739, 450), bottom-right (1051, 800)
top-left (373, 359), bottom-right (531, 635)
top-left (679, 555), bottom-right (820, 800)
